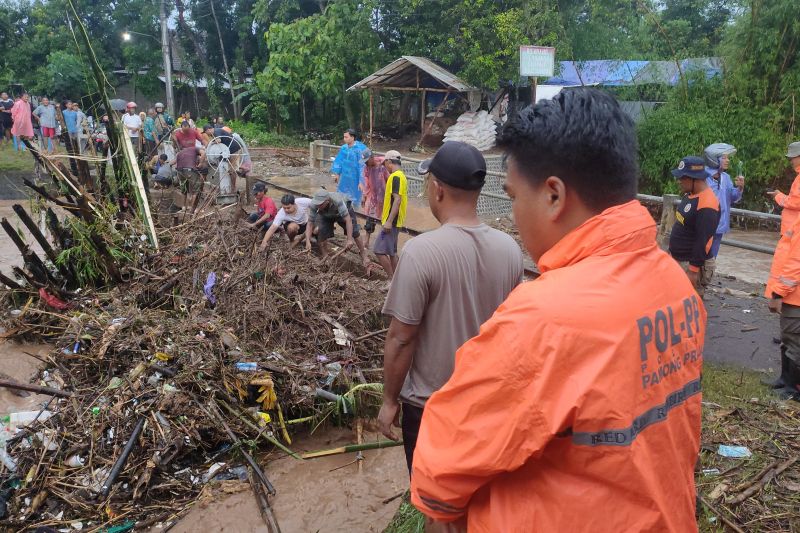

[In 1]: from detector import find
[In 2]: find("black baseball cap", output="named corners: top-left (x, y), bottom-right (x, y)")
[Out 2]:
top-left (252, 182), bottom-right (267, 193)
top-left (417, 141), bottom-right (486, 191)
top-left (671, 156), bottom-right (707, 180)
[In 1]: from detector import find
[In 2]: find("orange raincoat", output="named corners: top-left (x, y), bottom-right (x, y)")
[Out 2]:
top-left (411, 200), bottom-right (705, 532)
top-left (766, 213), bottom-right (800, 305)
top-left (773, 170), bottom-right (800, 236)
top-left (766, 169), bottom-right (800, 300)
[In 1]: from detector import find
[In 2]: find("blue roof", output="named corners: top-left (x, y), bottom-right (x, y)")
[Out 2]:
top-left (542, 58), bottom-right (722, 86)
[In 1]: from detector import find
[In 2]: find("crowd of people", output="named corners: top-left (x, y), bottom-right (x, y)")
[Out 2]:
top-left (4, 84), bottom-right (800, 530)
top-left (257, 88), bottom-right (794, 531)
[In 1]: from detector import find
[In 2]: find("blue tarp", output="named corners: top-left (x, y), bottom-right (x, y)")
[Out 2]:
top-left (540, 58), bottom-right (722, 87)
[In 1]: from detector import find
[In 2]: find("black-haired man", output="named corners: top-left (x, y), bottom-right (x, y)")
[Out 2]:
top-left (258, 193), bottom-right (313, 252)
top-left (409, 88), bottom-right (706, 532)
top-left (247, 182), bottom-right (277, 229)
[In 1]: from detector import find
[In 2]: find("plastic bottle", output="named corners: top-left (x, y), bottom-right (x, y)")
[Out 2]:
top-left (234, 362), bottom-right (258, 371)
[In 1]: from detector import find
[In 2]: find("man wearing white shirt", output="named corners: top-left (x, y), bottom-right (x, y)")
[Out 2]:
top-left (121, 102), bottom-right (142, 153)
top-left (258, 194), bottom-right (312, 252)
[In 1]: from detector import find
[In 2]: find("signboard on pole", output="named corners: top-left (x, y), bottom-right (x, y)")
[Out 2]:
top-left (520, 46), bottom-right (555, 78)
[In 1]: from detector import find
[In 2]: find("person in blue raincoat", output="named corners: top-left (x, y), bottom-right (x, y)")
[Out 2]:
top-left (704, 143), bottom-right (745, 260)
top-left (331, 128), bottom-right (367, 206)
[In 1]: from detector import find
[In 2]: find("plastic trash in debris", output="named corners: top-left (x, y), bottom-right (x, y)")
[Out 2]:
top-left (110, 317), bottom-right (126, 326)
top-left (702, 468), bottom-right (720, 476)
top-left (214, 465), bottom-right (249, 481)
top-left (235, 362), bottom-right (258, 372)
top-left (0, 427), bottom-right (17, 472)
top-left (742, 309), bottom-right (752, 314)
top-left (108, 377), bottom-right (123, 390)
top-left (717, 444), bottom-right (752, 458)
top-left (316, 354), bottom-right (329, 363)
top-left (333, 328), bottom-right (350, 346)
top-left (65, 455), bottom-right (85, 468)
top-left (9, 309), bottom-right (21, 317)
top-left (202, 462), bottom-right (227, 483)
top-left (8, 411), bottom-right (53, 428)
top-left (204, 272), bottom-right (217, 306)
top-left (323, 362), bottom-right (342, 387)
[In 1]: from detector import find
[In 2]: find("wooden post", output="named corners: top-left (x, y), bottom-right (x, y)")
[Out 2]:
top-left (420, 89), bottom-right (426, 136)
top-left (369, 90), bottom-right (374, 149)
top-left (658, 194), bottom-right (680, 250)
top-left (529, 76), bottom-right (538, 105)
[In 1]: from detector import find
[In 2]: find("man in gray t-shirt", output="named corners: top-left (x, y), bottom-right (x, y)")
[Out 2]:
top-left (378, 141), bottom-right (524, 473)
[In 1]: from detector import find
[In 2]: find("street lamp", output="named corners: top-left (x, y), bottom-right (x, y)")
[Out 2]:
top-left (121, 24), bottom-right (174, 117)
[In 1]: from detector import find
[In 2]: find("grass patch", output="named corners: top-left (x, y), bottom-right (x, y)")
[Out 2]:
top-left (383, 498), bottom-right (425, 533)
top-left (0, 143), bottom-right (35, 172)
top-left (697, 363), bottom-right (799, 532)
top-left (226, 120), bottom-right (307, 148)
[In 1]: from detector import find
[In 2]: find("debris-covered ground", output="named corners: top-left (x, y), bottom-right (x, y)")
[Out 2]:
top-left (0, 215), bottom-right (394, 530)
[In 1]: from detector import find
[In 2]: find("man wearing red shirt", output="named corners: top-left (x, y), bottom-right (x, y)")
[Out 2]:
top-left (173, 120), bottom-right (206, 149)
top-left (247, 182), bottom-right (277, 229)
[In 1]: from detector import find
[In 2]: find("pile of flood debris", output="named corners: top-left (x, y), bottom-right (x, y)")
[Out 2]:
top-left (0, 214), bottom-right (390, 531)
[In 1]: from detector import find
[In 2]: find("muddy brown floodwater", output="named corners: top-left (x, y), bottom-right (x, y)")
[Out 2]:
top-left (0, 340), bottom-right (53, 414)
top-left (165, 427), bottom-right (408, 533)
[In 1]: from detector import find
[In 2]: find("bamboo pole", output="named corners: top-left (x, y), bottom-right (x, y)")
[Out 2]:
top-left (369, 90), bottom-right (374, 149)
top-left (301, 439), bottom-right (403, 459)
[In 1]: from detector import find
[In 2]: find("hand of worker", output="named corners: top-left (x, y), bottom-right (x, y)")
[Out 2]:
top-left (258, 242), bottom-right (267, 252)
top-left (766, 190), bottom-right (779, 198)
top-left (769, 298), bottom-right (783, 314)
top-left (686, 269), bottom-right (700, 289)
top-left (332, 174), bottom-right (339, 184)
top-left (381, 224), bottom-right (391, 234)
top-left (735, 176), bottom-right (745, 189)
top-left (377, 399), bottom-right (401, 441)
top-left (246, 223), bottom-right (255, 230)
top-left (428, 517), bottom-right (468, 533)
top-left (345, 237), bottom-right (355, 250)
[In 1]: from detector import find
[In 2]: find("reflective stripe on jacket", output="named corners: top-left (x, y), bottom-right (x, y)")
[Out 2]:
top-left (410, 200), bottom-right (704, 532)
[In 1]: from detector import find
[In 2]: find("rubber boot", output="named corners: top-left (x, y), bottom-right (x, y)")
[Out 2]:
top-left (776, 359), bottom-right (800, 401)
top-left (762, 350), bottom-right (789, 389)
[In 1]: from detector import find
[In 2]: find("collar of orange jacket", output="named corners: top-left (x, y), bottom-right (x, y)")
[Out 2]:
top-left (537, 200), bottom-right (657, 273)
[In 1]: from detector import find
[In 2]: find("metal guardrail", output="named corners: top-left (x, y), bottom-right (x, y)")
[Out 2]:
top-left (308, 141), bottom-right (780, 255)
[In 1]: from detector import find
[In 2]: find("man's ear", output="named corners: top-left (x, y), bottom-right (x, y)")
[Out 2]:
top-left (543, 175), bottom-right (568, 222)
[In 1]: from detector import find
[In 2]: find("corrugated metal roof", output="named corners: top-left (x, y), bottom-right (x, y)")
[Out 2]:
top-left (347, 56), bottom-right (477, 92)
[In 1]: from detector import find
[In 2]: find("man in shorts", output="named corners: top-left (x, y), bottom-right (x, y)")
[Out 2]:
top-left (374, 150), bottom-right (407, 278)
top-left (258, 194), bottom-right (313, 252)
top-left (175, 146), bottom-right (206, 213)
top-left (32, 96), bottom-right (57, 153)
top-left (306, 189), bottom-right (369, 265)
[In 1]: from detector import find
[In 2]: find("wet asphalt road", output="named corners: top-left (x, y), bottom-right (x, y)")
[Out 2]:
top-left (702, 276), bottom-right (780, 374)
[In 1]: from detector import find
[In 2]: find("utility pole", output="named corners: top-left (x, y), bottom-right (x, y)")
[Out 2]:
top-left (160, 0), bottom-right (175, 117)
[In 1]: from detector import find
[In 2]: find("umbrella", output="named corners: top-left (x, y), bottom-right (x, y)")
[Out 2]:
top-left (109, 99), bottom-right (127, 112)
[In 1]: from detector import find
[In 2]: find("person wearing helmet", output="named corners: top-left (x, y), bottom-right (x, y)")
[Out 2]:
top-left (121, 101), bottom-right (142, 152)
top-left (153, 102), bottom-right (174, 141)
top-left (669, 156), bottom-right (721, 297)
top-left (704, 143), bottom-right (745, 261)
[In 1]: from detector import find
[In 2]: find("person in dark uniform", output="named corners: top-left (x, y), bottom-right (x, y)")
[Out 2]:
top-left (668, 156), bottom-right (721, 298)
